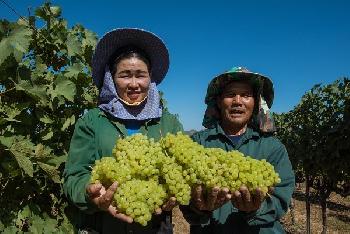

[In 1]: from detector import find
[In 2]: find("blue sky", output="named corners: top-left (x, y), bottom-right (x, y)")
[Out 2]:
top-left (1, 0), bottom-right (349, 130)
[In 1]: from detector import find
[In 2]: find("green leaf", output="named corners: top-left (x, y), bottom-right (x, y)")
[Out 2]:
top-left (45, 154), bottom-right (67, 167)
top-left (2, 226), bottom-right (18, 234)
top-left (61, 114), bottom-right (75, 131)
top-left (64, 62), bottom-right (83, 79)
top-left (37, 162), bottom-right (61, 183)
top-left (82, 29), bottom-right (97, 48)
top-left (39, 114), bottom-right (54, 124)
top-left (67, 32), bottom-right (81, 57)
top-left (83, 92), bottom-right (93, 103)
top-left (42, 130), bottom-right (53, 141)
top-left (50, 6), bottom-right (62, 17)
top-left (0, 135), bottom-right (14, 148)
top-left (54, 76), bottom-right (76, 101)
top-left (0, 24), bottom-right (31, 65)
top-left (9, 146), bottom-right (34, 177)
top-left (16, 79), bottom-right (49, 105)
top-left (29, 214), bottom-right (46, 233)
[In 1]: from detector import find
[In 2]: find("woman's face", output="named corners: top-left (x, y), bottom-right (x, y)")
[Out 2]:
top-left (113, 57), bottom-right (151, 105)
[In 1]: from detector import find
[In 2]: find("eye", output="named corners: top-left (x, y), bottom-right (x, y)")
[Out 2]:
top-left (223, 92), bottom-right (237, 98)
top-left (242, 93), bottom-right (253, 98)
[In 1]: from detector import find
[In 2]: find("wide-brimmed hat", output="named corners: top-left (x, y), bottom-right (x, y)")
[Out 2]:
top-left (203, 66), bottom-right (275, 130)
top-left (92, 28), bottom-right (169, 89)
top-left (205, 66), bottom-right (274, 107)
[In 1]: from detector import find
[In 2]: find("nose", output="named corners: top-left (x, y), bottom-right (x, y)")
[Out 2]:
top-left (128, 77), bottom-right (139, 88)
top-left (232, 95), bottom-right (243, 104)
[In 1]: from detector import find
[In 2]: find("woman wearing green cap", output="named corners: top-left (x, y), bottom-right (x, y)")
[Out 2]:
top-left (63, 28), bottom-right (182, 234)
top-left (181, 67), bottom-right (295, 233)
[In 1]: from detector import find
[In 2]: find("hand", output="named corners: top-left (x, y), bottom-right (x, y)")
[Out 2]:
top-left (232, 186), bottom-right (273, 212)
top-left (191, 184), bottom-right (232, 211)
top-left (86, 182), bottom-right (133, 223)
top-left (154, 196), bottom-right (178, 215)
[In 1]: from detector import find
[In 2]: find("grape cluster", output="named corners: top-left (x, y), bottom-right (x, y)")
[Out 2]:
top-left (90, 132), bottom-right (281, 226)
top-left (114, 179), bottom-right (166, 226)
top-left (161, 132), bottom-right (281, 195)
top-left (113, 134), bottom-right (163, 180)
top-left (160, 155), bottom-right (191, 205)
top-left (90, 157), bottom-right (131, 187)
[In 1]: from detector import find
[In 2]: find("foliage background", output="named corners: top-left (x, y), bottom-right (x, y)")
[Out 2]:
top-left (0, 3), bottom-right (98, 233)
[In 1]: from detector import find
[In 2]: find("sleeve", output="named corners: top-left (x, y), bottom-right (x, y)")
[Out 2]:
top-left (171, 113), bottom-right (184, 133)
top-left (63, 113), bottom-right (100, 214)
top-left (242, 143), bottom-right (295, 226)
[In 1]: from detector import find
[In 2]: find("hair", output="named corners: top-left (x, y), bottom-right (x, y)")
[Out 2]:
top-left (108, 46), bottom-right (151, 77)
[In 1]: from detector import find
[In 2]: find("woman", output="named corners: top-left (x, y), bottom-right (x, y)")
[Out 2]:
top-left (63, 28), bottom-right (183, 234)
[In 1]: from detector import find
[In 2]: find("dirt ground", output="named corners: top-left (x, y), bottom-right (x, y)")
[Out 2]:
top-left (172, 187), bottom-right (350, 234)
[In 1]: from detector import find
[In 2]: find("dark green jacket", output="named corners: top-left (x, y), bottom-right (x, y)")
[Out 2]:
top-left (182, 124), bottom-right (295, 234)
top-left (63, 108), bottom-right (183, 234)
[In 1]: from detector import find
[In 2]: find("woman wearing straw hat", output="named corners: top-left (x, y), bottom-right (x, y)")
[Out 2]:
top-left (63, 28), bottom-right (182, 234)
top-left (181, 67), bottom-right (295, 233)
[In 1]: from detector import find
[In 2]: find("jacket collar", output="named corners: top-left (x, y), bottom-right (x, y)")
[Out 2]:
top-left (210, 122), bottom-right (260, 147)
top-left (98, 108), bottom-right (157, 136)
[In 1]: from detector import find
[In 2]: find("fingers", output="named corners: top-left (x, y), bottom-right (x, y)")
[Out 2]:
top-left (108, 206), bottom-right (133, 223)
top-left (155, 207), bottom-right (162, 215)
top-left (240, 186), bottom-right (251, 203)
top-left (114, 213), bottom-right (134, 223)
top-left (207, 186), bottom-right (219, 210)
top-left (232, 190), bottom-right (243, 208)
top-left (162, 197), bottom-right (177, 211)
top-left (86, 183), bottom-right (102, 198)
top-left (217, 187), bottom-right (232, 205)
top-left (192, 185), bottom-right (205, 210)
top-left (98, 182), bottom-right (118, 210)
top-left (252, 188), bottom-right (264, 208)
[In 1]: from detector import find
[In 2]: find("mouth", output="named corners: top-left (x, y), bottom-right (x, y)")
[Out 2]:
top-left (229, 109), bottom-right (245, 115)
top-left (127, 92), bottom-right (141, 100)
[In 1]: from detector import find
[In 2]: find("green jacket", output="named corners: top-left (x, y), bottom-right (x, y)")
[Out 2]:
top-left (181, 124), bottom-right (295, 234)
top-left (63, 108), bottom-right (183, 234)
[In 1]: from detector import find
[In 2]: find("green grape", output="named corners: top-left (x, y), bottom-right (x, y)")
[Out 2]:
top-left (114, 179), bottom-right (167, 226)
top-left (90, 157), bottom-right (131, 187)
top-left (160, 155), bottom-right (191, 205)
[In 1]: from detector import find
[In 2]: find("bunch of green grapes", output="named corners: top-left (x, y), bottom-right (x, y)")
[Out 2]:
top-left (161, 132), bottom-right (281, 195)
top-left (161, 132), bottom-right (226, 189)
top-left (90, 157), bottom-right (132, 187)
top-left (160, 132), bottom-right (207, 185)
top-left (113, 134), bottom-right (163, 180)
top-left (90, 132), bottom-right (281, 226)
top-left (160, 155), bottom-right (191, 205)
top-left (114, 179), bottom-right (167, 226)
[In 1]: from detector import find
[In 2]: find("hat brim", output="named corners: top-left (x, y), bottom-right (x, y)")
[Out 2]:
top-left (92, 28), bottom-right (169, 89)
top-left (205, 71), bottom-right (274, 108)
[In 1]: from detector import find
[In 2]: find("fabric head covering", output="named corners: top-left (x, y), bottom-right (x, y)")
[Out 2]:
top-left (203, 66), bottom-right (276, 133)
top-left (98, 67), bottom-right (162, 120)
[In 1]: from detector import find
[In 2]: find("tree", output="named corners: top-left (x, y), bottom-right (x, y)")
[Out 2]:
top-left (275, 78), bottom-right (350, 234)
top-left (0, 2), bottom-right (98, 232)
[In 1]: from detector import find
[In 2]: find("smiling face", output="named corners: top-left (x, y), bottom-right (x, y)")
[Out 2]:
top-left (216, 81), bottom-right (255, 135)
top-left (113, 57), bottom-right (151, 105)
